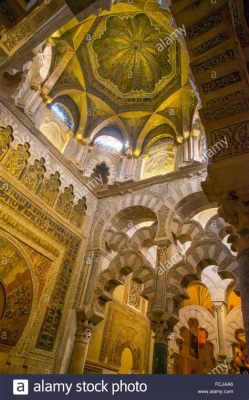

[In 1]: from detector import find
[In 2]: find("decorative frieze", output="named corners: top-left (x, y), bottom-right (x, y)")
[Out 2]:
top-left (202, 72), bottom-right (241, 94)
top-left (0, 124), bottom-right (87, 229)
top-left (202, 100), bottom-right (249, 121)
top-left (193, 49), bottom-right (235, 74)
top-left (187, 11), bottom-right (225, 40)
top-left (210, 121), bottom-right (249, 161)
top-left (192, 32), bottom-right (229, 57)
top-left (206, 90), bottom-right (241, 106)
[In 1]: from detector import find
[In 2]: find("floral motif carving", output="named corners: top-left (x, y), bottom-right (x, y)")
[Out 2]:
top-left (22, 157), bottom-right (46, 193)
top-left (55, 184), bottom-right (74, 218)
top-left (38, 171), bottom-right (61, 207)
top-left (92, 13), bottom-right (172, 95)
top-left (3, 142), bottom-right (30, 179)
top-left (70, 197), bottom-right (87, 228)
top-left (0, 125), bottom-right (13, 161)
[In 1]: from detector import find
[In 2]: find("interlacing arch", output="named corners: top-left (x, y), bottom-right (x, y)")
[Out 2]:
top-left (166, 241), bottom-right (237, 304)
top-left (170, 218), bottom-right (204, 243)
top-left (205, 214), bottom-right (230, 239)
top-left (93, 249), bottom-right (156, 314)
top-left (105, 229), bottom-right (129, 252)
top-left (105, 224), bottom-right (156, 254)
top-left (130, 224), bottom-right (156, 249)
top-left (165, 190), bottom-right (217, 242)
top-left (90, 200), bottom-right (162, 251)
top-left (173, 305), bottom-right (217, 350)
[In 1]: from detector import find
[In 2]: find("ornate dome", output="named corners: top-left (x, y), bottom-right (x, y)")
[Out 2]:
top-left (37, 0), bottom-right (196, 155)
top-left (92, 13), bottom-right (172, 95)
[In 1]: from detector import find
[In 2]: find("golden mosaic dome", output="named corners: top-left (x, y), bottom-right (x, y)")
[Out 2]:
top-left (92, 13), bottom-right (172, 95)
top-left (47, 0), bottom-right (194, 152)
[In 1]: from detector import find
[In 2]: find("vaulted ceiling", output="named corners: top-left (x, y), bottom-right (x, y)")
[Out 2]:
top-left (43, 0), bottom-right (197, 155)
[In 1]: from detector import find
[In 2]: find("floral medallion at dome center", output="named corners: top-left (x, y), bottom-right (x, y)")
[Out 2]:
top-left (92, 13), bottom-right (173, 96)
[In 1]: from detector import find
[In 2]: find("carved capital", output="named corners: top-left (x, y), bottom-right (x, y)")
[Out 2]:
top-left (156, 240), bottom-right (171, 263)
top-left (151, 320), bottom-right (169, 343)
top-left (149, 312), bottom-right (178, 343)
top-left (218, 192), bottom-right (249, 252)
top-left (75, 316), bottom-right (94, 344)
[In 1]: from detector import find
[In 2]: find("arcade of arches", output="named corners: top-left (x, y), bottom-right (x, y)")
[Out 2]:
top-left (0, 0), bottom-right (248, 375)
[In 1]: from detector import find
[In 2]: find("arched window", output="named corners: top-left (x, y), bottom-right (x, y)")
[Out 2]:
top-left (51, 103), bottom-right (74, 130)
top-left (94, 135), bottom-right (123, 153)
top-left (93, 125), bottom-right (124, 153)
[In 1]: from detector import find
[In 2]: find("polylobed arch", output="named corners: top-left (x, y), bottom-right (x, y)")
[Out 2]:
top-left (85, 153), bottom-right (118, 184)
top-left (225, 306), bottom-right (244, 359)
top-left (170, 218), bottom-right (204, 244)
top-left (105, 229), bottom-right (129, 253)
top-left (105, 225), bottom-right (157, 254)
top-left (173, 305), bottom-right (217, 352)
top-left (225, 306), bottom-right (244, 344)
top-left (90, 200), bottom-right (162, 251)
top-left (93, 249), bottom-right (156, 316)
top-left (166, 242), bottom-right (237, 304)
top-left (131, 225), bottom-right (156, 249)
top-left (175, 192), bottom-right (218, 222)
top-left (205, 215), bottom-right (229, 239)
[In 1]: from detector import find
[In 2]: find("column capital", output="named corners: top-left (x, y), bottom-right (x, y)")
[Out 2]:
top-left (155, 241), bottom-right (172, 262)
top-left (214, 302), bottom-right (225, 310)
top-left (75, 313), bottom-right (94, 344)
top-left (151, 320), bottom-right (170, 344)
top-left (218, 192), bottom-right (249, 252)
top-left (149, 312), bottom-right (178, 343)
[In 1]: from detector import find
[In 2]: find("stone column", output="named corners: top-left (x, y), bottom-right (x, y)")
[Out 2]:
top-left (183, 137), bottom-right (189, 162)
top-left (68, 313), bottom-right (94, 374)
top-left (149, 242), bottom-right (178, 373)
top-left (62, 136), bottom-right (78, 160)
top-left (119, 156), bottom-right (128, 181)
top-left (214, 303), bottom-right (227, 361)
top-left (153, 242), bottom-right (170, 309)
top-left (152, 320), bottom-right (170, 374)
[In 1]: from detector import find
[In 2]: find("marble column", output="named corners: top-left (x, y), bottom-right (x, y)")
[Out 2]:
top-left (153, 243), bottom-right (170, 309)
top-left (150, 241), bottom-right (178, 373)
top-left (214, 303), bottom-right (227, 361)
top-left (68, 313), bottom-right (93, 374)
top-left (152, 321), bottom-right (170, 374)
top-left (119, 156), bottom-right (128, 181)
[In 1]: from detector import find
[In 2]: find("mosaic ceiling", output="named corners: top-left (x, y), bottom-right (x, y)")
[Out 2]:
top-left (44, 0), bottom-right (196, 154)
top-left (91, 12), bottom-right (174, 96)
